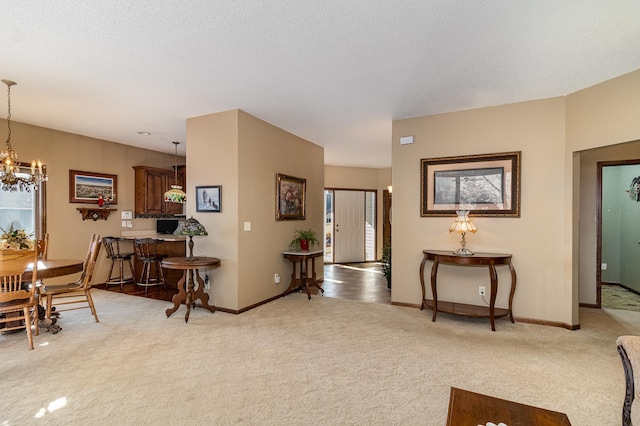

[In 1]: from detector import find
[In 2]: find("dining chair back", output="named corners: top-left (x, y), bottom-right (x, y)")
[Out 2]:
top-left (42, 234), bottom-right (102, 322)
top-left (37, 233), bottom-right (49, 260)
top-left (103, 236), bottom-right (136, 292)
top-left (0, 247), bottom-right (39, 349)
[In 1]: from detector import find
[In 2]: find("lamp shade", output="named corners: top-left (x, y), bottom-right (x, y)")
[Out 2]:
top-left (449, 210), bottom-right (477, 235)
top-left (164, 141), bottom-right (186, 203)
top-left (174, 216), bottom-right (207, 259)
top-left (164, 185), bottom-right (187, 204)
top-left (174, 216), bottom-right (208, 236)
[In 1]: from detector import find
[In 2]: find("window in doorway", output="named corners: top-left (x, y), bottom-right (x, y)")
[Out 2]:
top-left (324, 190), bottom-right (333, 262)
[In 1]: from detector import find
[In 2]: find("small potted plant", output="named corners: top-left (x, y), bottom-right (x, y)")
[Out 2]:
top-left (288, 228), bottom-right (319, 251)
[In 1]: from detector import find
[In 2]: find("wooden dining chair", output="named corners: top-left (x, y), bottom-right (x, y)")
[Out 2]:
top-left (37, 233), bottom-right (49, 260)
top-left (42, 234), bottom-right (102, 322)
top-left (0, 247), bottom-right (39, 350)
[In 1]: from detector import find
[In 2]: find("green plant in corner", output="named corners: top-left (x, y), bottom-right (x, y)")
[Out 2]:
top-left (381, 244), bottom-right (391, 290)
top-left (288, 228), bottom-right (320, 251)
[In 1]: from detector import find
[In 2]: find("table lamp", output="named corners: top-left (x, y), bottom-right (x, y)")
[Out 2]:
top-left (449, 210), bottom-right (476, 256)
top-left (174, 216), bottom-right (208, 259)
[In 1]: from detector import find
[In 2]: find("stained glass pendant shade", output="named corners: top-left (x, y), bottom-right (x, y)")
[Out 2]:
top-left (163, 141), bottom-right (186, 203)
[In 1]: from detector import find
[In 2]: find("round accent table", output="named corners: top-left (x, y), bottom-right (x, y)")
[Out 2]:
top-left (161, 256), bottom-right (221, 323)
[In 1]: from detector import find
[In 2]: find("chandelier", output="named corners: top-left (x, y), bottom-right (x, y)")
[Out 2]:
top-left (163, 141), bottom-right (186, 203)
top-left (0, 79), bottom-right (47, 192)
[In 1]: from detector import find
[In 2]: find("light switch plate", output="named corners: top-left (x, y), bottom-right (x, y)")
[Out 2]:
top-left (244, 222), bottom-right (251, 231)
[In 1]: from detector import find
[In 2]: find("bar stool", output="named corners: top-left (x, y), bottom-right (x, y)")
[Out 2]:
top-left (134, 238), bottom-right (166, 296)
top-left (103, 237), bottom-right (136, 292)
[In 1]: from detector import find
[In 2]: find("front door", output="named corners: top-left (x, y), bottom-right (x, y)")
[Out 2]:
top-left (334, 190), bottom-right (365, 263)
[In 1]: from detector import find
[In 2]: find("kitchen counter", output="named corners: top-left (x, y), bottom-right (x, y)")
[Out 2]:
top-left (118, 230), bottom-right (187, 287)
top-left (120, 230), bottom-right (188, 242)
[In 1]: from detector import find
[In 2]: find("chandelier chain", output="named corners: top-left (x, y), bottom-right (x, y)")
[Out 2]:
top-left (1, 79), bottom-right (47, 192)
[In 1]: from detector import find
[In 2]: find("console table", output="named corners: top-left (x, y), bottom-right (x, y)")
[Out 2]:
top-left (161, 256), bottom-right (221, 323)
top-left (282, 250), bottom-right (324, 300)
top-left (420, 250), bottom-right (516, 331)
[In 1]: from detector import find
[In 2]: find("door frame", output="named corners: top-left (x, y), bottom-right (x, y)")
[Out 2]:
top-left (596, 159), bottom-right (640, 308)
top-left (324, 187), bottom-right (378, 264)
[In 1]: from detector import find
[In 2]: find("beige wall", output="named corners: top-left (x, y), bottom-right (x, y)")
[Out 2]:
top-left (392, 98), bottom-right (570, 325)
top-left (186, 110), bottom-right (240, 309)
top-left (578, 141), bottom-right (640, 305)
top-left (567, 69), bottom-right (640, 310)
top-left (0, 120), bottom-right (183, 284)
top-left (391, 68), bottom-right (640, 327)
top-left (324, 165), bottom-right (392, 259)
top-left (186, 109), bottom-right (324, 311)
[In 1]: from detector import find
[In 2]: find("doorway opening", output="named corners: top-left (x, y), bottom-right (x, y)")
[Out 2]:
top-left (597, 160), bottom-right (640, 310)
top-left (324, 189), bottom-right (376, 263)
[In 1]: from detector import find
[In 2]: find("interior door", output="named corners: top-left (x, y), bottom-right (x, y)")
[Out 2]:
top-left (334, 190), bottom-right (365, 263)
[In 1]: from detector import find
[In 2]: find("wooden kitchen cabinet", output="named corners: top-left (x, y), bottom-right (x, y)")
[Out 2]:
top-left (133, 165), bottom-right (185, 217)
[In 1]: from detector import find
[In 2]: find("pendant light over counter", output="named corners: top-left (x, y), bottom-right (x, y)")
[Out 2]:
top-left (163, 141), bottom-right (186, 204)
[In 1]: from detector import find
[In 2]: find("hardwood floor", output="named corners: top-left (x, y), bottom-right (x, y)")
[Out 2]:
top-left (102, 262), bottom-right (391, 305)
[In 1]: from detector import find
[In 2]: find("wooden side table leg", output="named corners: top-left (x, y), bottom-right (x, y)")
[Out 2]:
top-left (166, 270), bottom-right (187, 318)
top-left (419, 256), bottom-right (427, 310)
top-left (310, 256), bottom-right (324, 295)
top-left (488, 264), bottom-right (498, 331)
top-left (303, 257), bottom-right (311, 301)
top-left (508, 263), bottom-right (517, 323)
top-left (193, 268), bottom-right (216, 314)
top-left (430, 260), bottom-right (439, 322)
top-left (184, 268), bottom-right (195, 323)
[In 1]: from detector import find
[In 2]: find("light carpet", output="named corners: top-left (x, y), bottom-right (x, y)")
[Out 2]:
top-left (1, 289), bottom-right (639, 425)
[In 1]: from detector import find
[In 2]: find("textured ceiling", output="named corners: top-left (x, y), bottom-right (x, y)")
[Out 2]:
top-left (1, 1), bottom-right (640, 168)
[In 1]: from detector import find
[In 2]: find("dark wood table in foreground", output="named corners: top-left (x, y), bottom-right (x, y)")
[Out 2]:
top-left (446, 387), bottom-right (571, 425)
top-left (161, 256), bottom-right (221, 323)
top-left (420, 250), bottom-right (517, 331)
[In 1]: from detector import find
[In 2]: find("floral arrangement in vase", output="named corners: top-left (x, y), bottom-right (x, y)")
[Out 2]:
top-left (0, 224), bottom-right (35, 250)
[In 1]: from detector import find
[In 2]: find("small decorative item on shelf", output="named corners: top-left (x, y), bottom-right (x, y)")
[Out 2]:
top-left (288, 228), bottom-right (319, 252)
top-left (174, 216), bottom-right (208, 259)
top-left (0, 224), bottom-right (34, 250)
top-left (98, 194), bottom-right (104, 207)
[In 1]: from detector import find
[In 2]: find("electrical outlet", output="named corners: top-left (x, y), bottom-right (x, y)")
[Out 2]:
top-left (479, 286), bottom-right (486, 296)
top-left (204, 274), bottom-right (210, 290)
top-left (274, 273), bottom-right (280, 284)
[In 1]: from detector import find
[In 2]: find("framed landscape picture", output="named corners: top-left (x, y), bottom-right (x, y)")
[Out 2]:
top-left (276, 173), bottom-right (306, 220)
top-left (69, 170), bottom-right (117, 204)
top-left (195, 185), bottom-right (221, 212)
top-left (420, 151), bottom-right (521, 217)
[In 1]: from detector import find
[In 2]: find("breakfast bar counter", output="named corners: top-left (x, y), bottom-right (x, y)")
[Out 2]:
top-left (119, 231), bottom-right (188, 286)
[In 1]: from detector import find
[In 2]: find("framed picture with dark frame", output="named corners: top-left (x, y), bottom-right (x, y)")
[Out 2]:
top-left (195, 185), bottom-right (222, 212)
top-left (276, 173), bottom-right (306, 221)
top-left (69, 170), bottom-right (118, 204)
top-left (420, 151), bottom-right (521, 217)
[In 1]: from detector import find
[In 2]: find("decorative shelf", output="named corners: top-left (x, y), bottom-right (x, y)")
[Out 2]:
top-left (77, 208), bottom-right (117, 221)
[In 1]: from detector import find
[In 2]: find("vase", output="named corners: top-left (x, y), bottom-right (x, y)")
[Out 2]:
top-left (299, 239), bottom-right (309, 251)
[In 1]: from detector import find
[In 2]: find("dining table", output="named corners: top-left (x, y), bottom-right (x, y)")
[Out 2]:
top-left (0, 258), bottom-right (84, 334)
top-left (22, 258), bottom-right (84, 282)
